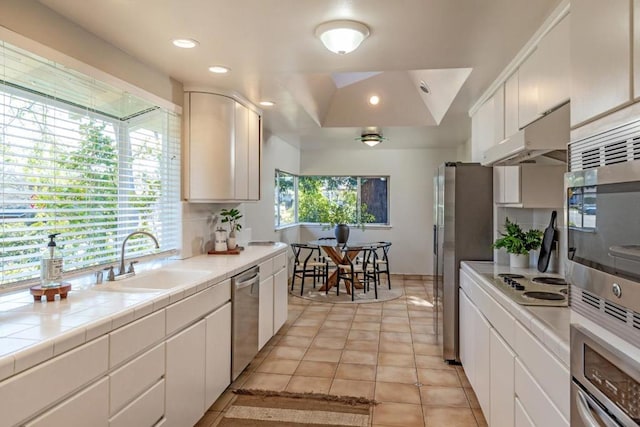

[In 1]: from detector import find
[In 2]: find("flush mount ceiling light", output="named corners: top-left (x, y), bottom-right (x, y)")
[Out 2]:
top-left (208, 65), bottom-right (230, 74)
top-left (315, 20), bottom-right (370, 55)
top-left (368, 95), bottom-right (380, 105)
top-left (172, 38), bottom-right (199, 49)
top-left (259, 101), bottom-right (275, 107)
top-left (355, 128), bottom-right (386, 147)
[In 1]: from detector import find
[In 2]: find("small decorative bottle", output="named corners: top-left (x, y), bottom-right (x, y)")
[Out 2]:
top-left (41, 233), bottom-right (63, 288)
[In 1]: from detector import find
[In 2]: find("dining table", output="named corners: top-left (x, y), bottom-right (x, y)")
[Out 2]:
top-left (308, 240), bottom-right (376, 295)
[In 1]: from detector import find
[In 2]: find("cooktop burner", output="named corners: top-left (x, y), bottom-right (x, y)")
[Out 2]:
top-left (498, 273), bottom-right (525, 279)
top-left (523, 291), bottom-right (566, 301)
top-left (531, 276), bottom-right (567, 286)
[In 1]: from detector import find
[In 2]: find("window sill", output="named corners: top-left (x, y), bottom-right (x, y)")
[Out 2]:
top-left (274, 223), bottom-right (300, 232)
top-left (299, 223), bottom-right (393, 230)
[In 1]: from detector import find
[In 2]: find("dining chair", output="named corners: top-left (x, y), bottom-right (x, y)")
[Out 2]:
top-left (371, 242), bottom-right (392, 289)
top-left (336, 245), bottom-right (375, 300)
top-left (290, 243), bottom-right (329, 295)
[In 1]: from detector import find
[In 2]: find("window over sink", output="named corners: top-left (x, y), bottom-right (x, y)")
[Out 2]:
top-left (0, 41), bottom-right (180, 289)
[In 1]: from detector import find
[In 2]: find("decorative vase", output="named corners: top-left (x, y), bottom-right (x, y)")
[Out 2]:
top-left (510, 253), bottom-right (529, 268)
top-left (227, 233), bottom-right (237, 250)
top-left (214, 228), bottom-right (228, 252)
top-left (334, 224), bottom-right (350, 244)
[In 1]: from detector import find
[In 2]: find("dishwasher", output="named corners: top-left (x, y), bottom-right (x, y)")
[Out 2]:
top-left (231, 265), bottom-right (260, 381)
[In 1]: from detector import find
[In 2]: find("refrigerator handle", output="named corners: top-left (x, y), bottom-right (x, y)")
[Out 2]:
top-left (433, 224), bottom-right (437, 255)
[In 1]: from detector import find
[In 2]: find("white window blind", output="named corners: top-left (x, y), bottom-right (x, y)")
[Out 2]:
top-left (0, 41), bottom-right (181, 289)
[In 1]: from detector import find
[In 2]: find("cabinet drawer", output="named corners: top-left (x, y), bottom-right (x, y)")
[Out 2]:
top-left (515, 358), bottom-right (568, 427)
top-left (514, 321), bottom-right (569, 417)
top-left (259, 258), bottom-right (273, 280)
top-left (110, 343), bottom-right (165, 415)
top-left (166, 279), bottom-right (230, 335)
top-left (273, 253), bottom-right (286, 272)
top-left (24, 377), bottom-right (109, 427)
top-left (109, 379), bottom-right (164, 427)
top-left (110, 310), bottom-right (165, 368)
top-left (0, 336), bottom-right (109, 427)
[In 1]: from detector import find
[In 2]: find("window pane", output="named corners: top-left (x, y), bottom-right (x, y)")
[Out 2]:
top-left (276, 171), bottom-right (295, 226)
top-left (361, 177), bottom-right (388, 224)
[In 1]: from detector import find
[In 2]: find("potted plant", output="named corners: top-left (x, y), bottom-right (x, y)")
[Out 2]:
top-left (492, 217), bottom-right (543, 268)
top-left (321, 202), bottom-right (374, 244)
top-left (220, 208), bottom-right (243, 250)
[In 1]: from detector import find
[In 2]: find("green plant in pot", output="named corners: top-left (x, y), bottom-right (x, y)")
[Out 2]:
top-left (220, 208), bottom-right (242, 250)
top-left (321, 202), bottom-right (374, 244)
top-left (492, 217), bottom-right (543, 268)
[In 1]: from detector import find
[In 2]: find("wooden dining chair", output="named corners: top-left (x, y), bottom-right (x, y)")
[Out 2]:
top-left (372, 242), bottom-right (392, 289)
top-left (290, 243), bottom-right (329, 295)
top-left (336, 245), bottom-right (375, 300)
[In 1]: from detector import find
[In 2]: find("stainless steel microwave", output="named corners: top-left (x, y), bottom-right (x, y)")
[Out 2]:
top-left (566, 160), bottom-right (640, 313)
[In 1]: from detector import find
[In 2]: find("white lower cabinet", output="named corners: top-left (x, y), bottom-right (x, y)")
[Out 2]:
top-left (24, 377), bottom-right (109, 427)
top-left (459, 291), bottom-right (473, 386)
top-left (109, 379), bottom-right (164, 427)
top-left (165, 320), bottom-right (206, 427)
top-left (515, 358), bottom-right (568, 426)
top-left (205, 302), bottom-right (232, 408)
top-left (490, 329), bottom-right (515, 427)
top-left (273, 267), bottom-right (288, 333)
top-left (259, 275), bottom-right (274, 349)
top-left (259, 254), bottom-right (289, 349)
top-left (515, 397), bottom-right (535, 427)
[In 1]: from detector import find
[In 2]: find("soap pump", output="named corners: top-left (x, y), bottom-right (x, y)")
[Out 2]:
top-left (41, 233), bottom-right (63, 288)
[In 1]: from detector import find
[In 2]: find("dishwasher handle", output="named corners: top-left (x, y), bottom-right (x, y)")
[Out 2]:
top-left (235, 274), bottom-right (259, 289)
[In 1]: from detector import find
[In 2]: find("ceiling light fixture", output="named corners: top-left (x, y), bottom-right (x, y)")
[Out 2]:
top-left (315, 20), bottom-right (370, 55)
top-left (172, 38), bottom-right (199, 49)
top-left (419, 80), bottom-right (431, 94)
top-left (208, 66), bottom-right (230, 74)
top-left (368, 95), bottom-right (380, 105)
top-left (356, 128), bottom-right (386, 147)
top-left (259, 101), bottom-right (275, 107)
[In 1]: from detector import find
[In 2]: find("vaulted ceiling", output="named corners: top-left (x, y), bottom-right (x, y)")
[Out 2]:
top-left (37, 0), bottom-right (562, 150)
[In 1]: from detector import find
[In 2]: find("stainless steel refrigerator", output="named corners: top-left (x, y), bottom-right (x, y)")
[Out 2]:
top-left (433, 162), bottom-right (493, 363)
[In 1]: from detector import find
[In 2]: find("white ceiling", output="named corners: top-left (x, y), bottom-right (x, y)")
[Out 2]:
top-left (37, 0), bottom-right (562, 150)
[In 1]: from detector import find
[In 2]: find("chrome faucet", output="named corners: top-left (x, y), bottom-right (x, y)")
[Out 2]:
top-left (116, 231), bottom-right (160, 278)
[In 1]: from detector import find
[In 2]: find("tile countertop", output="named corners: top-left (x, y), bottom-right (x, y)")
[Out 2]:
top-left (461, 261), bottom-right (570, 367)
top-left (0, 243), bottom-right (288, 381)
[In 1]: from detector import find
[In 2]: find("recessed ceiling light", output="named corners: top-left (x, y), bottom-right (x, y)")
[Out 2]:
top-left (208, 66), bottom-right (230, 74)
top-left (369, 95), bottom-right (380, 105)
top-left (315, 20), bottom-right (370, 55)
top-left (172, 38), bottom-right (199, 49)
top-left (259, 101), bottom-right (275, 107)
top-left (419, 80), bottom-right (431, 94)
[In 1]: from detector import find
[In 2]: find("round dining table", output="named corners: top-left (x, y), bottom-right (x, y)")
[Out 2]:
top-left (308, 240), bottom-right (377, 294)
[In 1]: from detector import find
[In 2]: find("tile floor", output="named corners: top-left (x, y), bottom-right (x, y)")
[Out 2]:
top-left (196, 276), bottom-right (487, 427)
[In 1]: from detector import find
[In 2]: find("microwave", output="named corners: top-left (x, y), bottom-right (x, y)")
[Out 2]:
top-left (566, 159), bottom-right (640, 314)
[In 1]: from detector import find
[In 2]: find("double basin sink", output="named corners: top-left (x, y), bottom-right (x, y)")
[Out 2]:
top-left (94, 268), bottom-right (211, 293)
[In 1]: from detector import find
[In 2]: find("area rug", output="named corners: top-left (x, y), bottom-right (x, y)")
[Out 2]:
top-left (216, 389), bottom-right (375, 426)
top-left (289, 279), bottom-right (403, 304)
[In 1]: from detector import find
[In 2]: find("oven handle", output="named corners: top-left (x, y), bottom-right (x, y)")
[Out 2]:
top-left (576, 387), bottom-right (621, 427)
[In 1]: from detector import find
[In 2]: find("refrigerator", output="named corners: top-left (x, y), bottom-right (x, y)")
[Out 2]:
top-left (433, 162), bottom-right (494, 363)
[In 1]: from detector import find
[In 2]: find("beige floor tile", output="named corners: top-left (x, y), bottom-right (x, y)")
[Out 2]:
top-left (412, 334), bottom-right (438, 345)
top-left (293, 317), bottom-right (324, 327)
top-left (375, 382), bottom-right (422, 404)
top-left (311, 336), bottom-right (347, 350)
top-left (286, 326), bottom-right (319, 337)
top-left (306, 305), bottom-right (332, 313)
top-left (413, 343), bottom-right (441, 356)
top-left (322, 320), bottom-right (352, 329)
top-left (256, 358), bottom-right (300, 375)
top-left (423, 406), bottom-right (477, 427)
top-left (378, 352), bottom-right (416, 367)
top-left (417, 369), bottom-right (462, 387)
top-left (353, 313), bottom-right (382, 321)
top-left (294, 360), bottom-right (337, 378)
top-left (330, 378), bottom-right (375, 399)
top-left (242, 373), bottom-right (291, 391)
top-left (351, 321), bottom-right (381, 331)
top-left (380, 322), bottom-right (412, 333)
top-left (342, 349), bottom-right (378, 365)
top-left (269, 345), bottom-right (307, 360)
top-left (303, 348), bottom-right (343, 363)
top-left (277, 335), bottom-right (314, 348)
top-left (473, 408), bottom-right (488, 427)
top-left (415, 355), bottom-right (454, 370)
top-left (382, 316), bottom-right (410, 325)
top-left (325, 314), bottom-right (354, 322)
top-left (409, 311), bottom-right (431, 319)
top-left (335, 363), bottom-right (377, 381)
top-left (357, 307), bottom-right (382, 315)
top-left (286, 375), bottom-right (332, 393)
top-left (345, 339), bottom-right (379, 351)
top-left (380, 331), bottom-right (412, 343)
top-left (347, 330), bottom-right (380, 341)
top-left (316, 328), bottom-right (350, 338)
top-left (373, 402), bottom-right (425, 427)
top-left (464, 387), bottom-right (480, 409)
top-left (379, 341), bottom-right (413, 354)
top-left (377, 365), bottom-right (418, 384)
top-left (421, 386), bottom-right (469, 407)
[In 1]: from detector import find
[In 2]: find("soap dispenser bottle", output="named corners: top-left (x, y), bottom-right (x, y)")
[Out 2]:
top-left (41, 233), bottom-right (63, 288)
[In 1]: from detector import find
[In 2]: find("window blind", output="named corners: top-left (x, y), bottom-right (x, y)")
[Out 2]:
top-left (0, 41), bottom-right (181, 288)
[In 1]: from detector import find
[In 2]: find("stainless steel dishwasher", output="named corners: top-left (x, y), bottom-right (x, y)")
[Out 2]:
top-left (231, 265), bottom-right (260, 381)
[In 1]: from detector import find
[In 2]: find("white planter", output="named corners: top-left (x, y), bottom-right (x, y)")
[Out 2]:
top-left (227, 236), bottom-right (237, 250)
top-left (509, 253), bottom-right (529, 268)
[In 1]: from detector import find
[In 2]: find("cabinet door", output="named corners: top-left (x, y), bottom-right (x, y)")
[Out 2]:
top-left (165, 320), bottom-right (206, 427)
top-left (234, 102), bottom-right (249, 200)
top-left (472, 304), bottom-right (491, 419)
top-left (493, 85), bottom-right (505, 144)
top-left (205, 303), bottom-right (232, 408)
top-left (25, 378), bottom-right (109, 427)
top-left (537, 15), bottom-right (570, 114)
top-left (518, 49), bottom-right (542, 128)
top-left (471, 97), bottom-right (495, 162)
top-left (187, 92), bottom-right (235, 200)
top-left (504, 71), bottom-right (519, 136)
top-left (273, 267), bottom-right (288, 334)
top-left (259, 276), bottom-right (274, 349)
top-left (459, 290), bottom-right (474, 386)
top-left (503, 166), bottom-right (521, 204)
top-left (514, 397), bottom-right (535, 427)
top-left (247, 110), bottom-right (261, 200)
top-left (571, 0), bottom-right (630, 126)
top-left (490, 329), bottom-right (515, 427)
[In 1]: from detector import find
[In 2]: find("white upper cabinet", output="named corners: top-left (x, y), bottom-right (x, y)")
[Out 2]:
top-left (184, 91), bottom-right (261, 202)
top-left (519, 15), bottom-right (570, 129)
top-left (471, 94), bottom-right (500, 162)
top-left (571, 0), bottom-right (630, 127)
top-left (504, 71), bottom-right (519, 137)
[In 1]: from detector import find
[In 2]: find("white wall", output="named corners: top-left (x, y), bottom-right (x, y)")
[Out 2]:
top-left (299, 147), bottom-right (457, 275)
